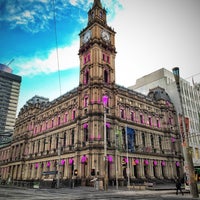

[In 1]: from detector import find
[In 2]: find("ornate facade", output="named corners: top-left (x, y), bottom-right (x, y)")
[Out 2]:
top-left (0, 0), bottom-right (183, 186)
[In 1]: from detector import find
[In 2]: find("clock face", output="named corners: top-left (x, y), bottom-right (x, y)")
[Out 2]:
top-left (83, 30), bottom-right (91, 43)
top-left (101, 30), bottom-right (110, 42)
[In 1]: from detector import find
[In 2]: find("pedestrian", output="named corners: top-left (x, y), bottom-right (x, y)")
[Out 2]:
top-left (175, 178), bottom-right (184, 195)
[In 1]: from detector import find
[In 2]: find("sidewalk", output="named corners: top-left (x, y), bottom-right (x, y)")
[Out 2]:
top-left (106, 183), bottom-right (200, 199)
top-left (0, 183), bottom-right (199, 199)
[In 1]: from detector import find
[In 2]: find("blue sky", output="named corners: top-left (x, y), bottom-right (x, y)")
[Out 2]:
top-left (0, 0), bottom-right (200, 115)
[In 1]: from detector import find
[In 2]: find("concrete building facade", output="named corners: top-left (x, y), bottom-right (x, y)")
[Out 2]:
top-left (0, 64), bottom-right (21, 147)
top-left (129, 68), bottom-right (200, 167)
top-left (0, 0), bottom-right (184, 186)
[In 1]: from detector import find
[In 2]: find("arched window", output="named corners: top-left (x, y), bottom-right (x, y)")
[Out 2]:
top-left (156, 118), bottom-right (160, 128)
top-left (99, 11), bottom-right (103, 18)
top-left (104, 70), bottom-right (108, 83)
top-left (106, 123), bottom-right (111, 147)
top-left (159, 136), bottom-right (162, 151)
top-left (148, 116), bottom-right (152, 126)
top-left (120, 109), bottom-right (125, 119)
top-left (65, 113), bottom-right (68, 123)
top-left (84, 127), bottom-right (88, 142)
top-left (38, 140), bottom-right (40, 152)
top-left (122, 128), bottom-right (126, 149)
top-left (72, 109), bottom-right (76, 120)
top-left (130, 112), bottom-right (134, 121)
top-left (84, 96), bottom-right (89, 107)
top-left (43, 138), bottom-right (46, 152)
top-left (51, 118), bottom-right (54, 128)
top-left (92, 11), bottom-right (94, 18)
top-left (32, 142), bottom-right (35, 154)
top-left (85, 70), bottom-right (89, 84)
top-left (63, 132), bottom-right (67, 147)
top-left (45, 121), bottom-right (48, 130)
top-left (49, 136), bottom-right (52, 151)
top-left (71, 130), bottom-right (74, 145)
top-left (56, 136), bottom-right (59, 149)
top-left (140, 114), bottom-right (144, 124)
top-left (142, 132), bottom-right (145, 147)
top-left (151, 135), bottom-right (154, 149)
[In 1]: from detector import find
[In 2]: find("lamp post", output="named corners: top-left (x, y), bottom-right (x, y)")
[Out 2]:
top-left (172, 67), bottom-right (199, 198)
top-left (102, 95), bottom-right (108, 191)
top-left (125, 126), bottom-right (130, 190)
top-left (57, 136), bottom-right (61, 189)
top-left (57, 136), bottom-right (65, 189)
top-left (115, 129), bottom-right (119, 190)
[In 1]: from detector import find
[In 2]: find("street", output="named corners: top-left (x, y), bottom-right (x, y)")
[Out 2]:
top-left (0, 186), bottom-right (198, 200)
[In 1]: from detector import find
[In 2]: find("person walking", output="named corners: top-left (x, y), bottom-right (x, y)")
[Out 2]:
top-left (175, 178), bottom-right (184, 195)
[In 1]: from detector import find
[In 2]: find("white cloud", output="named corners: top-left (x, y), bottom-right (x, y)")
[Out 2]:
top-left (0, 0), bottom-right (122, 33)
top-left (6, 0), bottom-right (199, 85)
top-left (16, 40), bottom-right (79, 76)
top-left (10, 0), bottom-right (123, 77)
top-left (69, 0), bottom-right (78, 6)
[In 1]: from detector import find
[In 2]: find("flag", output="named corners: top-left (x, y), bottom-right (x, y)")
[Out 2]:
top-left (126, 127), bottom-right (135, 152)
top-left (116, 129), bottom-right (123, 151)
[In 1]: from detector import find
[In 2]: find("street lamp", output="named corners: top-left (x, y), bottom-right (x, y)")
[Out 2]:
top-left (102, 95), bottom-right (108, 191)
top-left (172, 67), bottom-right (199, 198)
top-left (57, 136), bottom-right (64, 189)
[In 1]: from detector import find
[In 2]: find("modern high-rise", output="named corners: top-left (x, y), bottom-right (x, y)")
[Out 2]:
top-left (0, 64), bottom-right (22, 147)
top-left (129, 68), bottom-right (200, 167)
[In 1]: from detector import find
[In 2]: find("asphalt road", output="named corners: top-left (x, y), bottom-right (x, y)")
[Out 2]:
top-left (0, 186), bottom-right (198, 200)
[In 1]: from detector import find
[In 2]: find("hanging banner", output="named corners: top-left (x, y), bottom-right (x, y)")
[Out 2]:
top-left (116, 129), bottom-right (123, 151)
top-left (126, 127), bottom-right (135, 152)
top-left (179, 115), bottom-right (189, 146)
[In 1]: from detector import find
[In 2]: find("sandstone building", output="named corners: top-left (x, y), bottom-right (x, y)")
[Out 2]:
top-left (0, 0), bottom-right (183, 187)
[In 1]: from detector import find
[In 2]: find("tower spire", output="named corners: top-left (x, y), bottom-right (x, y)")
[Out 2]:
top-left (93, 0), bottom-right (102, 8)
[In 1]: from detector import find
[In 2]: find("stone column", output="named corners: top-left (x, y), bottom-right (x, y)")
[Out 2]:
top-left (139, 158), bottom-right (145, 178)
top-left (25, 164), bottom-right (29, 180)
top-left (12, 146), bottom-right (16, 160)
top-left (51, 135), bottom-right (55, 152)
top-left (39, 139), bottom-right (43, 153)
top-left (13, 165), bottom-right (17, 180)
top-left (30, 164), bottom-right (33, 179)
top-left (38, 163), bottom-right (42, 179)
top-left (63, 159), bottom-right (68, 178)
top-left (168, 161), bottom-right (174, 179)
top-left (149, 160), bottom-right (154, 178)
top-left (17, 164), bottom-right (22, 180)
top-left (157, 161), bottom-right (162, 179)
top-left (24, 164), bottom-right (28, 180)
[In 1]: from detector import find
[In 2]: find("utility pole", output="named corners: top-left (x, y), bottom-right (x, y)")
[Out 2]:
top-left (57, 136), bottom-right (61, 189)
top-left (125, 126), bottom-right (130, 190)
top-left (115, 128), bottom-right (119, 190)
top-left (103, 95), bottom-right (108, 191)
top-left (104, 107), bottom-right (108, 190)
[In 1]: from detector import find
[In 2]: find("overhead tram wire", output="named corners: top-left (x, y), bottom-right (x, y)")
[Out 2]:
top-left (185, 72), bottom-right (200, 81)
top-left (52, 0), bottom-right (62, 96)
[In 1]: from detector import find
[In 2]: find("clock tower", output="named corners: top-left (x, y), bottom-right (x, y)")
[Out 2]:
top-left (79, 0), bottom-right (116, 86)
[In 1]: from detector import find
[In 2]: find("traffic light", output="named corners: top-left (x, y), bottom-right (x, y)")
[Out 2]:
top-left (74, 169), bottom-right (78, 176)
top-left (91, 168), bottom-right (95, 176)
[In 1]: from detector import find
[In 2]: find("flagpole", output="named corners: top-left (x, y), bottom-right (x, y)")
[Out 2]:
top-left (125, 125), bottom-right (130, 190)
top-left (115, 128), bottom-right (119, 190)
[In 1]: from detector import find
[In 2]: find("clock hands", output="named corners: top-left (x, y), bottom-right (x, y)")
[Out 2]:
top-left (102, 31), bottom-right (110, 42)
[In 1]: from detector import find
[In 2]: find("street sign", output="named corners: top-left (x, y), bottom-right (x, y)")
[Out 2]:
top-left (42, 171), bottom-right (57, 175)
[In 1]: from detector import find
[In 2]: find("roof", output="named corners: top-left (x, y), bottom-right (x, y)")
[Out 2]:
top-left (147, 87), bottom-right (171, 102)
